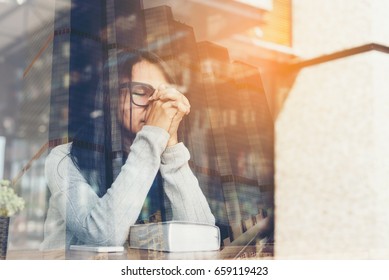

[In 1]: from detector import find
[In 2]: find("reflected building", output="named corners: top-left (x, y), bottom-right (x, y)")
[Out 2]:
top-left (50, 0), bottom-right (145, 184)
top-left (231, 60), bottom-right (274, 234)
top-left (197, 41), bottom-right (274, 242)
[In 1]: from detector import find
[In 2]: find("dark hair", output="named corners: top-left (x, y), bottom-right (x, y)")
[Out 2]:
top-left (69, 50), bottom-right (175, 196)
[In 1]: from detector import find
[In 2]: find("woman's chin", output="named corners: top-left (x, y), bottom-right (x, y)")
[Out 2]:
top-left (132, 122), bottom-right (145, 133)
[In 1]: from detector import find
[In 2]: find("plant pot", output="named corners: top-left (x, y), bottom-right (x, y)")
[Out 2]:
top-left (0, 217), bottom-right (10, 260)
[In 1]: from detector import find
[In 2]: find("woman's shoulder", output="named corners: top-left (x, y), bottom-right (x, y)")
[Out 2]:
top-left (48, 142), bottom-right (72, 159)
top-left (44, 143), bottom-right (73, 190)
top-left (45, 143), bottom-right (73, 172)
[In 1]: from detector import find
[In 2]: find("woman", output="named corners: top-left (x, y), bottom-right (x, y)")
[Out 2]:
top-left (41, 51), bottom-right (215, 250)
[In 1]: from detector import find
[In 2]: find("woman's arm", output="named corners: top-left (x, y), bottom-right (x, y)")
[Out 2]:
top-left (160, 142), bottom-right (215, 225)
top-left (45, 126), bottom-right (169, 247)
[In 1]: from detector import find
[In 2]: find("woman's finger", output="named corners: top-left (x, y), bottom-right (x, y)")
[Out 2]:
top-left (148, 84), bottom-right (167, 101)
top-left (168, 100), bottom-right (190, 115)
top-left (156, 89), bottom-right (182, 101)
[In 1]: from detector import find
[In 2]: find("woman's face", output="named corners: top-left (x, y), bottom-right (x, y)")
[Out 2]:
top-left (119, 60), bottom-right (168, 134)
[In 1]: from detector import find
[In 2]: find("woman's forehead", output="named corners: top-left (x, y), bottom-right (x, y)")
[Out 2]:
top-left (131, 60), bottom-right (167, 87)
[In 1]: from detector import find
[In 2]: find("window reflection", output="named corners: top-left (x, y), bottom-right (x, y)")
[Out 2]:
top-left (1, 0), bottom-right (292, 256)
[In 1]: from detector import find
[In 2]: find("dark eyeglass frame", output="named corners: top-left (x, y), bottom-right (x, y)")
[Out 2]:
top-left (119, 81), bottom-right (156, 107)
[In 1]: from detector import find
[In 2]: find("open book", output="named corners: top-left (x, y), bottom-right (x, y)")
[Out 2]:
top-left (128, 221), bottom-right (220, 252)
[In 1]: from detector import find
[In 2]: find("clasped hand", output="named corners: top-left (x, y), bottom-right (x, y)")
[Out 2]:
top-left (145, 85), bottom-right (190, 147)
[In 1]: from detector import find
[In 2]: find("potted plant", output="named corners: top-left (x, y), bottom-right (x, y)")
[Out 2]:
top-left (0, 179), bottom-right (25, 260)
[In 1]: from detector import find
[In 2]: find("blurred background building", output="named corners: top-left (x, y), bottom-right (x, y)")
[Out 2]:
top-left (2, 0), bottom-right (387, 259)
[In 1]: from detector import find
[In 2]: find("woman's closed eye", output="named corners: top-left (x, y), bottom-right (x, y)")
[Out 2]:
top-left (132, 91), bottom-right (147, 96)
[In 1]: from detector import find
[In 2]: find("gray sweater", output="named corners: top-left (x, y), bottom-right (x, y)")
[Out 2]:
top-left (40, 125), bottom-right (215, 250)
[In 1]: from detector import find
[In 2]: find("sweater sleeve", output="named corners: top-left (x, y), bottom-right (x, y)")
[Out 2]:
top-left (160, 142), bottom-right (215, 225)
top-left (44, 125), bottom-right (169, 247)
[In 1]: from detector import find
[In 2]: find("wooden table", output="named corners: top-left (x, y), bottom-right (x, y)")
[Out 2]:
top-left (6, 243), bottom-right (273, 260)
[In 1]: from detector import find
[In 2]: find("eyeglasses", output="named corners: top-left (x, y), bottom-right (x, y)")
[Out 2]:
top-left (119, 82), bottom-right (156, 107)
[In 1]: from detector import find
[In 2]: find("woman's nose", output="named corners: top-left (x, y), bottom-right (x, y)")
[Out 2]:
top-left (144, 104), bottom-right (151, 120)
